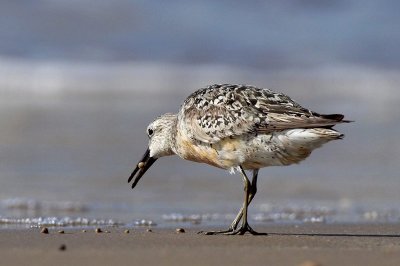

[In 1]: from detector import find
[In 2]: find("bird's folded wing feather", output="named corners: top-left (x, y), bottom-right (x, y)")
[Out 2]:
top-left (179, 84), bottom-right (345, 143)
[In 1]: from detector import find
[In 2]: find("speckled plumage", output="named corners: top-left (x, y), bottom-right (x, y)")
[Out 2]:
top-left (128, 84), bottom-right (350, 235)
top-left (179, 84), bottom-right (344, 144)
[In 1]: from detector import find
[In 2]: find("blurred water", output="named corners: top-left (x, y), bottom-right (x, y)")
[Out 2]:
top-left (0, 60), bottom-right (399, 228)
top-left (1, 1), bottom-right (400, 69)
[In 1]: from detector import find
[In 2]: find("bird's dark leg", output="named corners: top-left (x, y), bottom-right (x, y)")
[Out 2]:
top-left (199, 168), bottom-right (266, 235)
top-left (229, 169), bottom-right (259, 230)
top-left (224, 167), bottom-right (266, 235)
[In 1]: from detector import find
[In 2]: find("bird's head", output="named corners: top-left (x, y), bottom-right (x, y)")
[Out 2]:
top-left (128, 113), bottom-right (177, 188)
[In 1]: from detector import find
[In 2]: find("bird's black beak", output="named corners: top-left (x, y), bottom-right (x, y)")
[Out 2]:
top-left (128, 148), bottom-right (157, 189)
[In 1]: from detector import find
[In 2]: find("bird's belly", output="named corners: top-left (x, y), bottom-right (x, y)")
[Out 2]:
top-left (240, 136), bottom-right (284, 169)
top-left (242, 128), bottom-right (341, 169)
top-left (176, 128), bottom-right (340, 170)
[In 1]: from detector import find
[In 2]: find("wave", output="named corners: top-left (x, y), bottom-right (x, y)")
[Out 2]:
top-left (1, 198), bottom-right (88, 213)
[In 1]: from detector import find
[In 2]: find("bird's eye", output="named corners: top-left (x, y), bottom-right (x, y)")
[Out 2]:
top-left (147, 128), bottom-right (154, 136)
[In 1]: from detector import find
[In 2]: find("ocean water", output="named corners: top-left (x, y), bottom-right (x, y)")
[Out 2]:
top-left (1, 61), bottom-right (400, 229)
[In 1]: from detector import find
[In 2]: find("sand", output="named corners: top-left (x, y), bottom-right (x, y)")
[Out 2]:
top-left (1, 224), bottom-right (400, 266)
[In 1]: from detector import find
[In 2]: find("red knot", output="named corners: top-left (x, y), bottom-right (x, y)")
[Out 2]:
top-left (128, 84), bottom-right (351, 235)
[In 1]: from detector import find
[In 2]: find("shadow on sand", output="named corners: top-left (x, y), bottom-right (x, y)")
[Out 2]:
top-left (268, 232), bottom-right (400, 238)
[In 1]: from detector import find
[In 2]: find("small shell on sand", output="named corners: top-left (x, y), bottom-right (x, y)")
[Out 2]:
top-left (138, 162), bottom-right (145, 169)
top-left (146, 229), bottom-right (153, 232)
top-left (82, 230), bottom-right (87, 233)
top-left (176, 228), bottom-right (185, 233)
top-left (124, 230), bottom-right (130, 234)
top-left (95, 228), bottom-right (103, 233)
top-left (58, 230), bottom-right (65, 234)
top-left (41, 227), bottom-right (49, 234)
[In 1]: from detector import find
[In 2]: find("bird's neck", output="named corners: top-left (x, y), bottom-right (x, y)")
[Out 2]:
top-left (163, 113), bottom-right (179, 157)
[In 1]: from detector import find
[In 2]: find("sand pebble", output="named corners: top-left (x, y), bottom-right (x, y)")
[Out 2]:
top-left (146, 229), bottom-right (153, 232)
top-left (59, 244), bottom-right (67, 251)
top-left (58, 230), bottom-right (65, 234)
top-left (124, 230), bottom-right (130, 234)
top-left (82, 229), bottom-right (87, 233)
top-left (41, 227), bottom-right (49, 234)
top-left (95, 228), bottom-right (103, 233)
top-left (176, 228), bottom-right (185, 233)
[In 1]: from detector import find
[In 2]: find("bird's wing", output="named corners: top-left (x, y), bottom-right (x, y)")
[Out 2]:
top-left (179, 84), bottom-right (345, 143)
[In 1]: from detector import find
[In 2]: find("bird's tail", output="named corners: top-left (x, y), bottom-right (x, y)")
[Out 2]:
top-left (320, 113), bottom-right (353, 123)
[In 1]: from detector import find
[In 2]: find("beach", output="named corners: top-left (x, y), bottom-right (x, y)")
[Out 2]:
top-left (1, 2), bottom-right (400, 265)
top-left (1, 67), bottom-right (400, 266)
top-left (2, 224), bottom-right (400, 266)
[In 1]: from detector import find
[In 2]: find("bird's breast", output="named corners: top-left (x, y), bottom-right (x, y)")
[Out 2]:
top-left (174, 129), bottom-right (218, 167)
top-left (174, 131), bottom-right (245, 169)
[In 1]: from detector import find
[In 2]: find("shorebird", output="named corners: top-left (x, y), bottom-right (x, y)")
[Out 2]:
top-left (128, 84), bottom-right (350, 235)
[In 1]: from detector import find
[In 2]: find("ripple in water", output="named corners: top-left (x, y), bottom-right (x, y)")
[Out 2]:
top-left (0, 198), bottom-right (158, 228)
top-left (0, 216), bottom-right (120, 227)
top-left (2, 198), bottom-right (400, 228)
top-left (161, 202), bottom-right (400, 225)
top-left (130, 219), bottom-right (157, 227)
top-left (1, 198), bottom-right (88, 214)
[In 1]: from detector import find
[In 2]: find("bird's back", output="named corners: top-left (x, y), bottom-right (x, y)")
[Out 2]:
top-left (178, 84), bottom-right (346, 143)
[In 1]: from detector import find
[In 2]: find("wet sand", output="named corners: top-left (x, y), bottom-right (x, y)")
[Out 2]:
top-left (1, 224), bottom-right (400, 266)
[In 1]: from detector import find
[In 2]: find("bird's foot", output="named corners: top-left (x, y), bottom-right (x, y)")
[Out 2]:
top-left (225, 223), bottom-right (267, 235)
top-left (198, 224), bottom-right (267, 236)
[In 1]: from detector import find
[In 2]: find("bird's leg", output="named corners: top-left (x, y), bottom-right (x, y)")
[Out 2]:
top-left (200, 171), bottom-right (257, 235)
top-left (199, 166), bottom-right (253, 235)
top-left (229, 169), bottom-right (259, 230)
top-left (199, 167), bottom-right (266, 235)
top-left (222, 167), bottom-right (266, 235)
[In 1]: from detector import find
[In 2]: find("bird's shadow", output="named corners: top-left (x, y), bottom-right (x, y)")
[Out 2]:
top-left (267, 232), bottom-right (400, 238)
